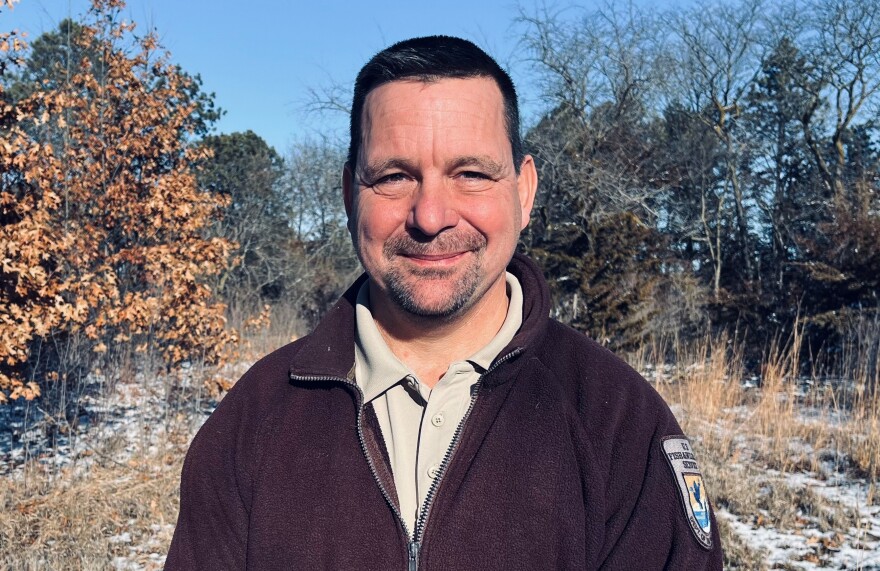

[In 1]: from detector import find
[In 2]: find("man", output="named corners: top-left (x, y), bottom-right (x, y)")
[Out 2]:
top-left (167, 36), bottom-right (723, 570)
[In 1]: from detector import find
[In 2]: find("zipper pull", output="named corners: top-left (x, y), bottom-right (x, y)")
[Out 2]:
top-left (408, 540), bottom-right (420, 571)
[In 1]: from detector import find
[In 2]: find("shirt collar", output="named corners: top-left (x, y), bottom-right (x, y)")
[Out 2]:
top-left (467, 272), bottom-right (522, 371)
top-left (354, 272), bottom-right (524, 403)
top-left (354, 281), bottom-right (412, 403)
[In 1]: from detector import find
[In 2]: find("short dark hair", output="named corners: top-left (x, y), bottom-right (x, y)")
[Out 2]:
top-left (348, 35), bottom-right (525, 174)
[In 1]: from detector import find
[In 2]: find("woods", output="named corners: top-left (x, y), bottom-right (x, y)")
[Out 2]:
top-left (1, 0), bottom-right (878, 404)
top-left (2, 0), bottom-right (880, 404)
top-left (519, 0), bottom-right (880, 363)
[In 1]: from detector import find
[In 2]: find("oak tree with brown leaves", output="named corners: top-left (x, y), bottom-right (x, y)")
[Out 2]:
top-left (0, 0), bottom-right (234, 402)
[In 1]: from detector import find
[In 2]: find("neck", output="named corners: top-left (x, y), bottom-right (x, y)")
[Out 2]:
top-left (369, 275), bottom-right (509, 388)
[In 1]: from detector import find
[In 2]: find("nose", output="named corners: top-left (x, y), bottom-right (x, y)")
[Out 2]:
top-left (406, 176), bottom-right (460, 237)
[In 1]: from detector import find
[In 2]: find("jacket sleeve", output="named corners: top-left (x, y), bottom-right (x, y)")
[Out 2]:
top-left (566, 335), bottom-right (723, 569)
top-left (596, 423), bottom-right (724, 570)
top-left (165, 385), bottom-right (255, 569)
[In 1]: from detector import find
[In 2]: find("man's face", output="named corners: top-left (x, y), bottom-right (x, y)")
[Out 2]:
top-left (344, 77), bottom-right (537, 319)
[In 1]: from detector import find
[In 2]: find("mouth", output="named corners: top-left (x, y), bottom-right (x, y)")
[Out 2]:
top-left (398, 251), bottom-right (470, 267)
top-left (402, 252), bottom-right (466, 260)
top-left (383, 230), bottom-right (486, 272)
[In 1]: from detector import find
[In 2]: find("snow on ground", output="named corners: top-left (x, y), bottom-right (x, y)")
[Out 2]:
top-left (109, 524), bottom-right (175, 571)
top-left (0, 368), bottom-right (214, 477)
top-left (714, 444), bottom-right (880, 569)
top-left (644, 363), bottom-right (880, 569)
top-left (0, 359), bottom-right (254, 477)
top-left (0, 361), bottom-right (255, 570)
top-left (719, 471), bottom-right (880, 570)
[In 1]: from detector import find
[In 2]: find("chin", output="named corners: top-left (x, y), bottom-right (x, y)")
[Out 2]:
top-left (389, 288), bottom-right (474, 319)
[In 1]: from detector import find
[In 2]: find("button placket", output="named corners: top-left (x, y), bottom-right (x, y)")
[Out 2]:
top-left (415, 364), bottom-right (479, 514)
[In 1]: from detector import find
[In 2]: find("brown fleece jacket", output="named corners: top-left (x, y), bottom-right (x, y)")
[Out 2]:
top-left (166, 253), bottom-right (723, 570)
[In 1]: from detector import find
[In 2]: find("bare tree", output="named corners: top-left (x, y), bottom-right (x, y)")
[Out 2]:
top-left (518, 2), bottom-right (671, 346)
top-left (666, 0), bottom-right (766, 295)
top-left (520, 1), bottom-right (667, 223)
top-left (805, 0), bottom-right (880, 195)
top-left (282, 139), bottom-right (360, 328)
top-left (199, 131), bottom-right (289, 309)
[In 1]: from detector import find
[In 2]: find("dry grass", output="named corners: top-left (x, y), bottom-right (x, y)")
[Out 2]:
top-left (0, 304), bottom-right (304, 570)
top-left (632, 326), bottom-right (880, 569)
top-left (637, 330), bottom-right (880, 479)
top-left (0, 450), bottom-right (183, 570)
top-left (226, 301), bottom-right (303, 360)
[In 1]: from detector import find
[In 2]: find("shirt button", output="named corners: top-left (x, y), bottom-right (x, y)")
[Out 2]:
top-left (431, 413), bottom-right (445, 427)
top-left (427, 465), bottom-right (440, 479)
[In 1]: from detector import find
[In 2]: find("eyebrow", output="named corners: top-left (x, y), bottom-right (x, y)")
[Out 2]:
top-left (447, 155), bottom-right (507, 178)
top-left (358, 158), bottom-right (418, 184)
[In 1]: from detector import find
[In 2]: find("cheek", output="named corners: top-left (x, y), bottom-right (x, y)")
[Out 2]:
top-left (354, 199), bottom-right (405, 250)
top-left (465, 195), bottom-right (521, 240)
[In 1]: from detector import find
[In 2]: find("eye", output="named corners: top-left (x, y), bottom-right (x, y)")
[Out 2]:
top-left (360, 172), bottom-right (411, 188)
top-left (455, 171), bottom-right (495, 191)
top-left (376, 172), bottom-right (411, 185)
top-left (365, 172), bottom-right (417, 196)
top-left (459, 171), bottom-right (490, 180)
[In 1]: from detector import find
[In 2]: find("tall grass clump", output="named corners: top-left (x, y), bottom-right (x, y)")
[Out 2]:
top-left (634, 322), bottom-right (880, 568)
top-left (641, 322), bottom-right (880, 482)
top-left (0, 302), bottom-right (306, 569)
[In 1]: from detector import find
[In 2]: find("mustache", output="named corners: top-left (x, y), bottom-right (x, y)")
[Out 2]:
top-left (383, 231), bottom-right (486, 257)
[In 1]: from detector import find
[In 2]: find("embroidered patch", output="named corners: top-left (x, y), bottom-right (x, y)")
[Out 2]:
top-left (662, 436), bottom-right (712, 549)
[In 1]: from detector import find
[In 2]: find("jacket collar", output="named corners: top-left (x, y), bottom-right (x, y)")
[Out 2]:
top-left (288, 252), bottom-right (551, 383)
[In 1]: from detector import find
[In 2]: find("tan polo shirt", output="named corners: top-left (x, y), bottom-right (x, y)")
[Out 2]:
top-left (354, 272), bottom-right (523, 536)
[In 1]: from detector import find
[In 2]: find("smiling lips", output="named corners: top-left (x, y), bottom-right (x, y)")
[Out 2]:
top-left (399, 251), bottom-right (470, 268)
top-left (402, 252), bottom-right (467, 261)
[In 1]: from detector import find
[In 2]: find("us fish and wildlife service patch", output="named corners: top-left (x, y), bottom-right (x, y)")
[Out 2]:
top-left (662, 436), bottom-right (713, 549)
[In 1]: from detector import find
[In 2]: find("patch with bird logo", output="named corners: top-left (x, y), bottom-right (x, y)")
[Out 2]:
top-left (662, 436), bottom-right (712, 549)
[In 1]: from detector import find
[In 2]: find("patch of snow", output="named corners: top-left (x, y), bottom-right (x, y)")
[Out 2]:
top-left (108, 532), bottom-right (132, 544)
top-left (721, 469), bottom-right (880, 570)
top-left (0, 364), bottom-right (245, 477)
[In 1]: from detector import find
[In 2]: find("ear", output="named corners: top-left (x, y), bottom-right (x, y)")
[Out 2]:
top-left (516, 155), bottom-right (538, 231)
top-left (342, 162), bottom-right (355, 219)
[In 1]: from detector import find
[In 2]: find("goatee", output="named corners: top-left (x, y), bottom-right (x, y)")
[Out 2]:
top-left (380, 230), bottom-right (487, 318)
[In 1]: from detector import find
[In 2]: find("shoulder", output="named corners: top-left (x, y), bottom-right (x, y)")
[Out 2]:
top-left (527, 321), bottom-right (722, 564)
top-left (182, 336), bottom-right (312, 471)
top-left (533, 319), bottom-right (678, 432)
top-left (525, 319), bottom-right (686, 492)
top-left (214, 337), bottom-right (309, 418)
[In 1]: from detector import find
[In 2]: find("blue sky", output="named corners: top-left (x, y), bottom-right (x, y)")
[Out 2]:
top-left (5, 0), bottom-right (551, 153)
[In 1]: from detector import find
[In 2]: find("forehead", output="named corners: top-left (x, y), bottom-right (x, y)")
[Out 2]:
top-left (359, 77), bottom-right (509, 163)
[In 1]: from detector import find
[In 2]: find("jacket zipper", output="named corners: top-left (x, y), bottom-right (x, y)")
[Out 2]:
top-left (290, 347), bottom-right (523, 571)
top-left (408, 539), bottom-right (420, 571)
top-left (410, 348), bottom-right (524, 562)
